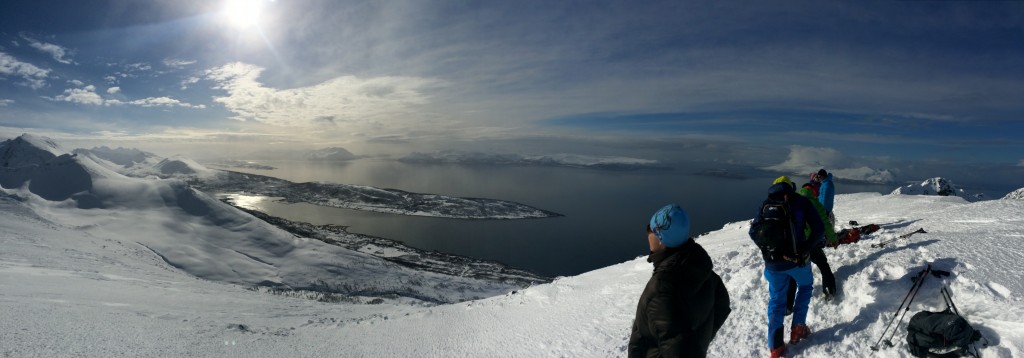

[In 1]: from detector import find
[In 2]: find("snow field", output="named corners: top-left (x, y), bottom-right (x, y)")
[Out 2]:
top-left (3, 184), bottom-right (1024, 356)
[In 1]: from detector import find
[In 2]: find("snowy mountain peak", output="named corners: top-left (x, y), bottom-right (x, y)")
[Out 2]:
top-left (306, 147), bottom-right (357, 161)
top-left (154, 156), bottom-right (214, 178)
top-left (73, 146), bottom-right (158, 168)
top-left (890, 177), bottom-right (979, 201)
top-left (0, 134), bottom-right (68, 168)
top-left (1004, 187), bottom-right (1024, 200)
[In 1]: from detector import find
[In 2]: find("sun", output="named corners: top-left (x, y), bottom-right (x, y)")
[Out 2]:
top-left (222, 0), bottom-right (264, 28)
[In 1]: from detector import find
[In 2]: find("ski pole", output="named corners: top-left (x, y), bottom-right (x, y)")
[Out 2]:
top-left (872, 228), bottom-right (929, 247)
top-left (883, 264), bottom-right (931, 346)
top-left (871, 264), bottom-right (931, 351)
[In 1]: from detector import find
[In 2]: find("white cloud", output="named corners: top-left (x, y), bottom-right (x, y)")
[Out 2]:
top-left (126, 96), bottom-right (206, 109)
top-left (180, 76), bottom-right (200, 90)
top-left (68, 79), bottom-right (84, 86)
top-left (164, 59), bottom-right (197, 68)
top-left (0, 52), bottom-right (49, 89)
top-left (103, 75), bottom-right (117, 84)
top-left (125, 63), bottom-right (152, 72)
top-left (763, 145), bottom-right (896, 184)
top-left (22, 35), bottom-right (74, 64)
top-left (0, 99), bottom-right (14, 106)
top-left (205, 62), bottom-right (438, 128)
top-left (48, 84), bottom-right (204, 109)
top-left (53, 87), bottom-right (105, 105)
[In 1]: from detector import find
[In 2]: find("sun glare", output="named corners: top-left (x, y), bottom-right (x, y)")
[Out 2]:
top-left (222, 0), bottom-right (264, 28)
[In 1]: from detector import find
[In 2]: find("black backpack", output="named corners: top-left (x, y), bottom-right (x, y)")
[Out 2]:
top-left (906, 309), bottom-right (982, 357)
top-left (752, 195), bottom-right (805, 263)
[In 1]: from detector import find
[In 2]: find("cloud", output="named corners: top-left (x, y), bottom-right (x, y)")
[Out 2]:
top-left (21, 35), bottom-right (74, 64)
top-left (204, 62), bottom-right (438, 128)
top-left (48, 84), bottom-right (204, 109)
top-left (103, 75), bottom-right (117, 84)
top-left (763, 145), bottom-right (896, 183)
top-left (180, 76), bottom-right (200, 90)
top-left (1018, 160), bottom-right (1024, 167)
top-left (0, 99), bottom-right (13, 106)
top-left (163, 59), bottom-right (197, 69)
top-left (53, 86), bottom-right (105, 105)
top-left (0, 52), bottom-right (49, 89)
top-left (125, 97), bottom-right (206, 109)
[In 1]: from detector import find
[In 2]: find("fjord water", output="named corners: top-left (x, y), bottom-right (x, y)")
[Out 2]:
top-left (226, 159), bottom-right (888, 277)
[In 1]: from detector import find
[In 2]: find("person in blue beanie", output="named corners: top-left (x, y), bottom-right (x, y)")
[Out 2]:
top-left (628, 204), bottom-right (731, 358)
top-left (749, 183), bottom-right (824, 358)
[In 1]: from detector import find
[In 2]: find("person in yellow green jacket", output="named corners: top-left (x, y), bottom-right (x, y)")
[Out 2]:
top-left (772, 176), bottom-right (839, 309)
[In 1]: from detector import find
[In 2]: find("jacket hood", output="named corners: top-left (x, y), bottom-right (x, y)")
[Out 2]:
top-left (768, 182), bottom-right (795, 196)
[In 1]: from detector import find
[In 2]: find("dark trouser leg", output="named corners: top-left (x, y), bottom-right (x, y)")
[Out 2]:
top-left (810, 248), bottom-right (836, 296)
top-left (786, 278), bottom-right (796, 314)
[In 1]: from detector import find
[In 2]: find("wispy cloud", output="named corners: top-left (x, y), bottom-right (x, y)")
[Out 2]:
top-left (163, 58), bottom-right (196, 69)
top-left (180, 76), bottom-right (200, 90)
top-left (205, 62), bottom-right (439, 129)
top-left (21, 35), bottom-right (73, 64)
top-left (1018, 160), bottom-right (1024, 167)
top-left (0, 99), bottom-right (13, 106)
top-left (0, 51), bottom-right (49, 89)
top-left (49, 84), bottom-right (205, 109)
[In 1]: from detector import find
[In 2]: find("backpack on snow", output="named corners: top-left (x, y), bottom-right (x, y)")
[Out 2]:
top-left (905, 309), bottom-right (982, 357)
top-left (752, 195), bottom-right (807, 263)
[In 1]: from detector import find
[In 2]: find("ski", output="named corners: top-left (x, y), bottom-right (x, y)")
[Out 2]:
top-left (871, 228), bottom-right (927, 248)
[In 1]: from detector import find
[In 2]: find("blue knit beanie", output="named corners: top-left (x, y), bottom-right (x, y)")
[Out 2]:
top-left (649, 204), bottom-right (691, 248)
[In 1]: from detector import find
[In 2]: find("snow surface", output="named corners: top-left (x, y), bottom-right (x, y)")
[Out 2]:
top-left (3, 172), bottom-right (1024, 356)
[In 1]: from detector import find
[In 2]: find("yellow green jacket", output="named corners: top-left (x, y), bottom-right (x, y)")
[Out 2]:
top-left (798, 187), bottom-right (837, 245)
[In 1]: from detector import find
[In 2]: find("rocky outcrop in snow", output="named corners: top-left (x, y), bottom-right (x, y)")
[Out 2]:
top-left (890, 177), bottom-right (980, 202)
top-left (1003, 187), bottom-right (1024, 200)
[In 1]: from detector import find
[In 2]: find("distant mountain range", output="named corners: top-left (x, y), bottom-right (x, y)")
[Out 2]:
top-left (399, 150), bottom-right (668, 170)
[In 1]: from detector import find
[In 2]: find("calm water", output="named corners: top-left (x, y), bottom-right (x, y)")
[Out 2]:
top-left (223, 159), bottom-right (889, 277)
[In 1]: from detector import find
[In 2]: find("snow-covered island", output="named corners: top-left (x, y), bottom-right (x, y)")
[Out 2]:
top-left (3, 134), bottom-right (1023, 357)
top-left (192, 170), bottom-right (562, 219)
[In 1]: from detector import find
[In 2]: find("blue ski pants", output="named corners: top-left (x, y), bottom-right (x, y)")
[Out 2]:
top-left (764, 265), bottom-right (813, 348)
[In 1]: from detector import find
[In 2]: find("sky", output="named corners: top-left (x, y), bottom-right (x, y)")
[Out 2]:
top-left (1, 0), bottom-right (1023, 174)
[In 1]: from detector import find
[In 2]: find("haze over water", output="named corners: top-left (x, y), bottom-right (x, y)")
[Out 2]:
top-left (225, 159), bottom-right (892, 277)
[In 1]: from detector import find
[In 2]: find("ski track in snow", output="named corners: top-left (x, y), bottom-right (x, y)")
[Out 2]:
top-left (3, 190), bottom-right (1024, 357)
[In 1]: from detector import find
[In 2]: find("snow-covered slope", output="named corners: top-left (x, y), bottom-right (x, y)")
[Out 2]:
top-left (76, 146), bottom-right (215, 179)
top-left (891, 177), bottom-right (983, 202)
top-left (3, 186), bottom-right (1023, 356)
top-left (0, 134), bottom-right (525, 304)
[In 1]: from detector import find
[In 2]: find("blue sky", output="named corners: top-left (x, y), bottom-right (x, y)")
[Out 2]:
top-left (1, 0), bottom-right (1023, 175)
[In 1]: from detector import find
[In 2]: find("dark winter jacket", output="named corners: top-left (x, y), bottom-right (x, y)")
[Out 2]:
top-left (628, 240), bottom-right (731, 358)
top-left (748, 182), bottom-right (825, 271)
top-left (819, 173), bottom-right (835, 214)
